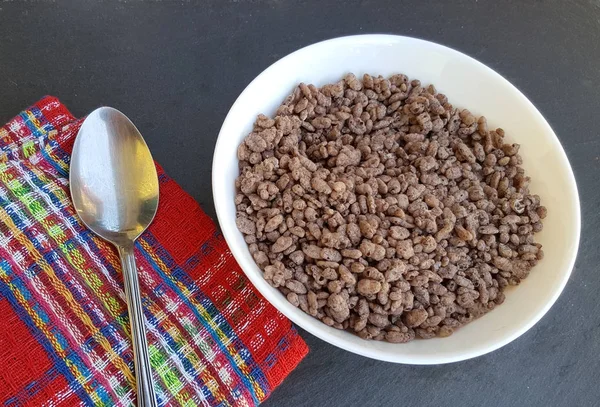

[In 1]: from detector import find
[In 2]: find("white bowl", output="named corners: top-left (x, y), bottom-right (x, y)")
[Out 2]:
top-left (212, 35), bottom-right (580, 364)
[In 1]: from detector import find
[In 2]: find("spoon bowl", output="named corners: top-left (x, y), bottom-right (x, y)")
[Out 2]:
top-left (70, 107), bottom-right (159, 245)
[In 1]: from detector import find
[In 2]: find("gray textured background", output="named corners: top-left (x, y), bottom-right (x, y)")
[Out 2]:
top-left (1, 1), bottom-right (598, 406)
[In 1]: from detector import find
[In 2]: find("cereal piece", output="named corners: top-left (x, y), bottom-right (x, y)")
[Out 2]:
top-left (357, 279), bottom-right (382, 295)
top-left (455, 143), bottom-right (476, 163)
top-left (327, 293), bottom-right (350, 322)
top-left (235, 216), bottom-right (256, 235)
top-left (385, 330), bottom-right (415, 343)
top-left (272, 236), bottom-right (293, 253)
top-left (264, 214), bottom-right (284, 233)
top-left (368, 313), bottom-right (389, 328)
top-left (245, 133), bottom-right (267, 153)
top-left (389, 226), bottom-right (410, 240)
top-left (384, 262), bottom-right (407, 282)
top-left (396, 240), bottom-right (414, 260)
top-left (286, 280), bottom-right (307, 295)
top-left (321, 248), bottom-right (342, 262)
top-left (403, 309), bottom-right (429, 328)
top-left (341, 248), bottom-right (362, 259)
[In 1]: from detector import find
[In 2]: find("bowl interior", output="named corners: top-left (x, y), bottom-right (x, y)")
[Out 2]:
top-left (212, 35), bottom-right (580, 364)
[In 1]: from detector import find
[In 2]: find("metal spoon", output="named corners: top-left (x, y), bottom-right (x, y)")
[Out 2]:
top-left (70, 107), bottom-right (159, 407)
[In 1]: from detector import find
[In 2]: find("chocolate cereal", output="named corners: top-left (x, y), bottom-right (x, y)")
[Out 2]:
top-left (234, 73), bottom-right (546, 342)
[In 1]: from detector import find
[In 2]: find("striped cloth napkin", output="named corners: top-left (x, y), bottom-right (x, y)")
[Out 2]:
top-left (0, 97), bottom-right (308, 406)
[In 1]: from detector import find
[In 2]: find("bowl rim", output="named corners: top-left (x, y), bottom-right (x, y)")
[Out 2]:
top-left (212, 34), bottom-right (581, 364)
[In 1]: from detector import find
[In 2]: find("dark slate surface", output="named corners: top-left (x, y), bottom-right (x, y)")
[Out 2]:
top-left (1, 1), bottom-right (598, 406)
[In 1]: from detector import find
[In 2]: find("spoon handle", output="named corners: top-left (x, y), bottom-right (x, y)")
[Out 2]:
top-left (118, 244), bottom-right (158, 407)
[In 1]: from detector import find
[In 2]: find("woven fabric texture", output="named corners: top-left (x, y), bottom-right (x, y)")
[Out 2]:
top-left (0, 97), bottom-right (308, 406)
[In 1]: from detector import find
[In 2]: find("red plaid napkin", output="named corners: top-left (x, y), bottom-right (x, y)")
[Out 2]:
top-left (0, 97), bottom-right (307, 406)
